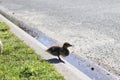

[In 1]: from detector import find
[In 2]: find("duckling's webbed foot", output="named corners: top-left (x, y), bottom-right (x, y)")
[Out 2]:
top-left (58, 56), bottom-right (65, 63)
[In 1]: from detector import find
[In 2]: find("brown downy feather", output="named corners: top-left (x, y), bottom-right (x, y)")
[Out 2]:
top-left (46, 42), bottom-right (72, 62)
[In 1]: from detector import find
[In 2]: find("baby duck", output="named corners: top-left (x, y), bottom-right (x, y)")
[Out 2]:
top-left (46, 42), bottom-right (72, 63)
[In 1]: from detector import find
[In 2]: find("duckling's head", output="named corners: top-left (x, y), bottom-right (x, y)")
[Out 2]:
top-left (63, 42), bottom-right (72, 48)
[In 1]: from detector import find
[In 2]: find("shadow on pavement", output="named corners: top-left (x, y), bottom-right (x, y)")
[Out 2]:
top-left (42, 58), bottom-right (64, 64)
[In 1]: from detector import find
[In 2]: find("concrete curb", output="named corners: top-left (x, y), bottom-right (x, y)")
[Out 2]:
top-left (0, 11), bottom-right (91, 80)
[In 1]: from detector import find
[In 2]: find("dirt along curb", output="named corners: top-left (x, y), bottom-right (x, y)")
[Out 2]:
top-left (0, 10), bottom-right (91, 80)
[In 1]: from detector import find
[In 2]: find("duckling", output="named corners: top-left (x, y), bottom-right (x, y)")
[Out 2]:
top-left (46, 42), bottom-right (72, 63)
top-left (0, 40), bottom-right (3, 54)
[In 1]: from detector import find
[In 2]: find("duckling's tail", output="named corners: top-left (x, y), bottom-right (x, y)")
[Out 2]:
top-left (46, 48), bottom-right (51, 52)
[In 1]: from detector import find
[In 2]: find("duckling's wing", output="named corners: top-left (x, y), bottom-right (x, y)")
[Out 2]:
top-left (60, 49), bottom-right (69, 57)
top-left (46, 46), bottom-right (61, 56)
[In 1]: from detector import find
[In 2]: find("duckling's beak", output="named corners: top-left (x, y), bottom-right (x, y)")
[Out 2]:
top-left (69, 44), bottom-right (72, 47)
top-left (71, 44), bottom-right (75, 47)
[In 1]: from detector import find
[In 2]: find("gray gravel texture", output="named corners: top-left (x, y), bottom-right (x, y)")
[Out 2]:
top-left (0, 0), bottom-right (120, 78)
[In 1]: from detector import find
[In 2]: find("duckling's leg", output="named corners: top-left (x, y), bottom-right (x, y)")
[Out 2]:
top-left (58, 56), bottom-right (61, 61)
top-left (58, 56), bottom-right (65, 63)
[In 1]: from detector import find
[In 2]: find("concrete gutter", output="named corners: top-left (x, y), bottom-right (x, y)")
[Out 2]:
top-left (0, 13), bottom-right (91, 80)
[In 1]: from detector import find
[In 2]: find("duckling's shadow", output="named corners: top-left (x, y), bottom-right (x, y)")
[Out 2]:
top-left (45, 58), bottom-right (64, 64)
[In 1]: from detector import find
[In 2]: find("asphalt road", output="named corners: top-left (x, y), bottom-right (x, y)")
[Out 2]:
top-left (0, 0), bottom-right (120, 78)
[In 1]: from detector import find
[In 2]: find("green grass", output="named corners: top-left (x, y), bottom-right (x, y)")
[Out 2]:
top-left (0, 20), bottom-right (64, 80)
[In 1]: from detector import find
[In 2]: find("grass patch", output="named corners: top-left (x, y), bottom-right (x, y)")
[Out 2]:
top-left (0, 20), bottom-right (64, 80)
